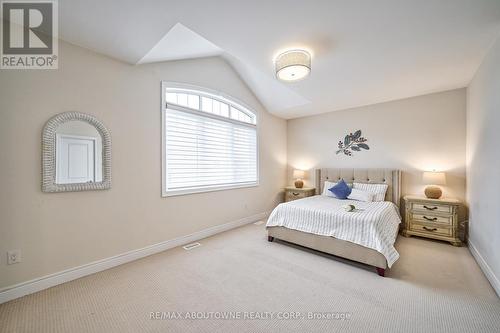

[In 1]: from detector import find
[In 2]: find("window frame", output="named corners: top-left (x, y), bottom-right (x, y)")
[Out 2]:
top-left (161, 81), bottom-right (259, 197)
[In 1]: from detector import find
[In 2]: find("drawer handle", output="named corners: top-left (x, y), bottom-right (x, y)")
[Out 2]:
top-left (423, 216), bottom-right (438, 221)
top-left (423, 205), bottom-right (438, 210)
top-left (292, 192), bottom-right (300, 196)
top-left (423, 226), bottom-right (437, 232)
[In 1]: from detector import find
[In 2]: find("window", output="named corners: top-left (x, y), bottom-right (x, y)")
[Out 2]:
top-left (162, 83), bottom-right (258, 196)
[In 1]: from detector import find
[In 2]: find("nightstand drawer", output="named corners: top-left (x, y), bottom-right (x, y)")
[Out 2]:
top-left (412, 203), bottom-right (452, 214)
top-left (410, 223), bottom-right (453, 237)
top-left (286, 191), bottom-right (308, 201)
top-left (284, 187), bottom-right (315, 202)
top-left (411, 213), bottom-right (453, 226)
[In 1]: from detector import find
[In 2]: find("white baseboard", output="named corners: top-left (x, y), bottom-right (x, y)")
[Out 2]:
top-left (469, 240), bottom-right (500, 297)
top-left (0, 211), bottom-right (270, 304)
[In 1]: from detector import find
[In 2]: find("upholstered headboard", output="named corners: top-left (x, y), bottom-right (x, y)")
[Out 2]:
top-left (315, 168), bottom-right (402, 207)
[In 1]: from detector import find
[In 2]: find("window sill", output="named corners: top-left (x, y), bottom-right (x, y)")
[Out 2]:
top-left (162, 182), bottom-right (259, 197)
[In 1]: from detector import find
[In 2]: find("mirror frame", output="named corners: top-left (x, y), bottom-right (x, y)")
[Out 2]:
top-left (42, 112), bottom-right (111, 192)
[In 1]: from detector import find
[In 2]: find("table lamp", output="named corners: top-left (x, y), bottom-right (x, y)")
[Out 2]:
top-left (422, 171), bottom-right (446, 199)
top-left (293, 169), bottom-right (305, 188)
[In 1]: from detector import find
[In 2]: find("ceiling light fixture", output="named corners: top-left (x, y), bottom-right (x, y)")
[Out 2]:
top-left (275, 49), bottom-right (311, 82)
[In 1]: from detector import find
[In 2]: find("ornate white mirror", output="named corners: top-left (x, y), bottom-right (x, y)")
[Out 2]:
top-left (42, 112), bottom-right (111, 192)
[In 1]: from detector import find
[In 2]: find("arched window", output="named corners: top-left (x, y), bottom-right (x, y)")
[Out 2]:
top-left (161, 82), bottom-right (258, 196)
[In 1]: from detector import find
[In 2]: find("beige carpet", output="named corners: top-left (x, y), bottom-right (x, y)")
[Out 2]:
top-left (1, 222), bottom-right (500, 333)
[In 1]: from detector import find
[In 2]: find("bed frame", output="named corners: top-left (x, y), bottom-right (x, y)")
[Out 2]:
top-left (267, 168), bottom-right (402, 276)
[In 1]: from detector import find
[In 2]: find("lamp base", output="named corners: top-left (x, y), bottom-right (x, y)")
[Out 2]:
top-left (294, 179), bottom-right (304, 188)
top-left (424, 186), bottom-right (442, 199)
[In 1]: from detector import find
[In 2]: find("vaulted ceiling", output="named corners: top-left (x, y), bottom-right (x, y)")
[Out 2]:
top-left (60, 0), bottom-right (500, 118)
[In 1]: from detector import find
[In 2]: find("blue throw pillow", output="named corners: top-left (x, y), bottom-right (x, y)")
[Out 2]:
top-left (328, 179), bottom-right (352, 199)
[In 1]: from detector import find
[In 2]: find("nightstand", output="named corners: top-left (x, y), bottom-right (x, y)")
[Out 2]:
top-left (403, 195), bottom-right (461, 246)
top-left (284, 187), bottom-right (315, 202)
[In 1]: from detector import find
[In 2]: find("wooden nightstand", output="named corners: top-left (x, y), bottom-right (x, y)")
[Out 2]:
top-left (403, 195), bottom-right (461, 246)
top-left (284, 187), bottom-right (315, 202)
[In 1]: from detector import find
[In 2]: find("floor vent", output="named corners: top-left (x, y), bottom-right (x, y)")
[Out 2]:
top-left (254, 221), bottom-right (265, 225)
top-left (183, 242), bottom-right (201, 250)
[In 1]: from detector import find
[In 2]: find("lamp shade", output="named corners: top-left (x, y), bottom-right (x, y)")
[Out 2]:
top-left (422, 171), bottom-right (446, 185)
top-left (275, 50), bottom-right (311, 82)
top-left (293, 169), bottom-right (305, 179)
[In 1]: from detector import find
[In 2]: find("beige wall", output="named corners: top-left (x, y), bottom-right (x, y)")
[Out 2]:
top-left (287, 89), bottom-right (467, 214)
top-left (0, 41), bottom-right (287, 289)
top-left (466, 35), bottom-right (500, 287)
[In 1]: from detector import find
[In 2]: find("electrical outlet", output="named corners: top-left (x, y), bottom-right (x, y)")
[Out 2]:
top-left (7, 250), bottom-right (21, 265)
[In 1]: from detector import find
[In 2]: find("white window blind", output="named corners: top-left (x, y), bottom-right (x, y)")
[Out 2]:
top-left (162, 85), bottom-right (258, 196)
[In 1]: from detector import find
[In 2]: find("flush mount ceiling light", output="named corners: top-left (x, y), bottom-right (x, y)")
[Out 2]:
top-left (275, 49), bottom-right (311, 82)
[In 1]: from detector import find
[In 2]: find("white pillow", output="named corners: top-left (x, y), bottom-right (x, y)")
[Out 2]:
top-left (322, 181), bottom-right (337, 196)
top-left (348, 188), bottom-right (374, 202)
top-left (353, 183), bottom-right (388, 202)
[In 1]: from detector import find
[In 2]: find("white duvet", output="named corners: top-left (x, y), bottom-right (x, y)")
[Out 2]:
top-left (266, 195), bottom-right (401, 267)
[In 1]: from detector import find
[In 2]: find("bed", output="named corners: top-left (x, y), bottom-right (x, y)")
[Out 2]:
top-left (266, 168), bottom-right (402, 276)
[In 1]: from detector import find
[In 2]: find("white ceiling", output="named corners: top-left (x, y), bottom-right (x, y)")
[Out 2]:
top-left (60, 0), bottom-right (500, 119)
top-left (137, 23), bottom-right (222, 64)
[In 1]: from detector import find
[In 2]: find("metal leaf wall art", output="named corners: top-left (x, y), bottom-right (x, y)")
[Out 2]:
top-left (336, 130), bottom-right (370, 156)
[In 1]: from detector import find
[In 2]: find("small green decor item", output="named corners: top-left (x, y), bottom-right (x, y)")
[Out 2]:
top-left (336, 130), bottom-right (369, 156)
top-left (343, 204), bottom-right (356, 212)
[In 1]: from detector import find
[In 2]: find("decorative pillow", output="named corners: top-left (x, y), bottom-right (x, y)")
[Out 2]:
top-left (353, 183), bottom-right (388, 202)
top-left (322, 181), bottom-right (337, 196)
top-left (347, 188), bottom-right (374, 202)
top-left (328, 179), bottom-right (352, 199)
